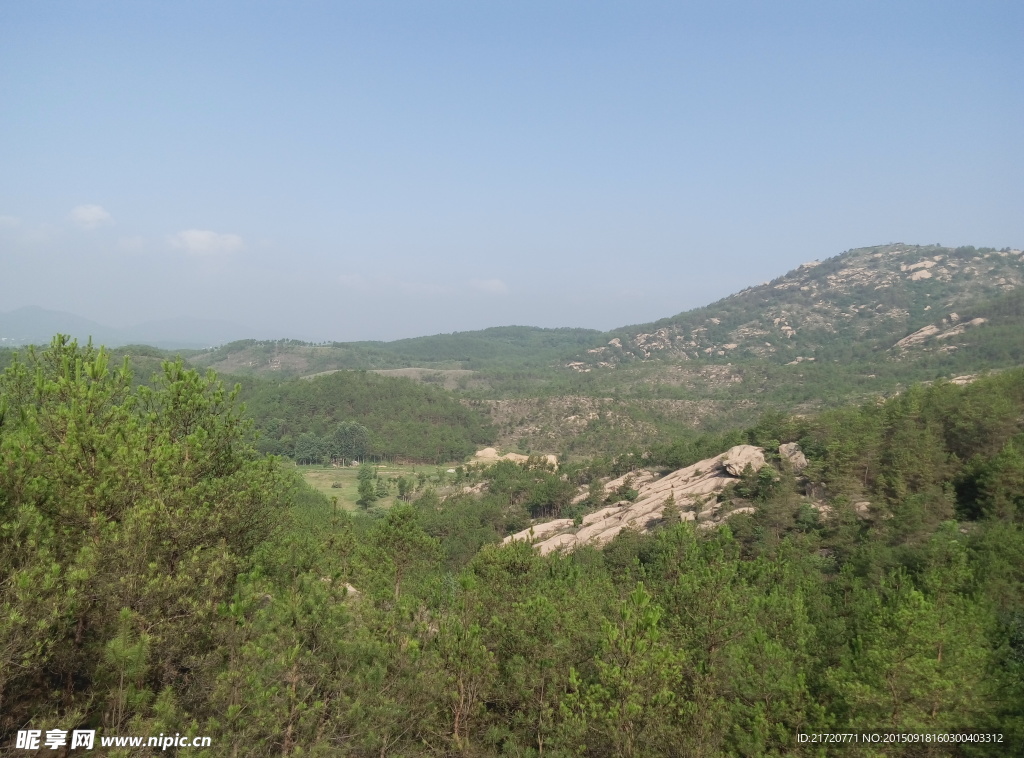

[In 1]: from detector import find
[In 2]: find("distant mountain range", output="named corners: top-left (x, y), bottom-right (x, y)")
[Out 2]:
top-left (6, 243), bottom-right (1021, 455)
top-left (177, 243), bottom-right (1024, 379)
top-left (5, 243), bottom-right (1022, 377)
top-left (0, 306), bottom-right (252, 350)
top-left (174, 242), bottom-right (1024, 454)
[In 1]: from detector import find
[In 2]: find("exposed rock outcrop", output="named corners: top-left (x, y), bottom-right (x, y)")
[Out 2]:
top-left (570, 468), bottom-right (659, 505)
top-left (513, 445), bottom-right (768, 555)
top-left (721, 446), bottom-right (766, 476)
top-left (502, 519), bottom-right (574, 546)
top-left (473, 447), bottom-right (558, 467)
top-left (779, 442), bottom-right (808, 472)
top-left (893, 315), bottom-right (987, 352)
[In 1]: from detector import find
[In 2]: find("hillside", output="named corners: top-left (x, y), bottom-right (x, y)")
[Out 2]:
top-left (9, 242), bottom-right (1019, 459)
top-left (586, 243), bottom-right (1023, 367)
top-left (185, 244), bottom-right (1023, 399)
top-left (4, 301), bottom-right (1024, 757)
top-left (190, 326), bottom-right (606, 378)
top-left (239, 370), bottom-right (495, 463)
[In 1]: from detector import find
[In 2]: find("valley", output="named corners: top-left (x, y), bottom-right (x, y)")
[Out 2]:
top-left (8, 3), bottom-right (1021, 752)
top-left (3, 242), bottom-right (1023, 756)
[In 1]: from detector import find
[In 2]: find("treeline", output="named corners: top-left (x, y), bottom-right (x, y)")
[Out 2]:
top-left (751, 368), bottom-right (1024, 528)
top-left (193, 326), bottom-right (607, 377)
top-left (2, 339), bottom-right (1022, 755)
top-left (292, 421), bottom-right (371, 465)
top-left (377, 325), bottom-right (606, 369)
top-left (240, 369), bottom-right (495, 464)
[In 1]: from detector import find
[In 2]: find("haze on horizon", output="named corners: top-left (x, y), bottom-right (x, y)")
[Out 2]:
top-left (2, 1), bottom-right (1022, 343)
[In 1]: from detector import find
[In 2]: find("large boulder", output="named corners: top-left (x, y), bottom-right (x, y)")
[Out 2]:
top-left (721, 445), bottom-right (766, 476)
top-left (779, 442), bottom-right (808, 473)
top-left (474, 448), bottom-right (558, 468)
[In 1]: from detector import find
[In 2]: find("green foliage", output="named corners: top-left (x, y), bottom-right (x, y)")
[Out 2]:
top-left (191, 326), bottom-right (606, 380)
top-left (369, 504), bottom-right (442, 600)
top-left (356, 463), bottom-right (377, 507)
top-left (4, 335), bottom-right (1023, 755)
top-left (0, 336), bottom-right (289, 742)
top-left (242, 369), bottom-right (494, 463)
top-left (559, 583), bottom-right (684, 757)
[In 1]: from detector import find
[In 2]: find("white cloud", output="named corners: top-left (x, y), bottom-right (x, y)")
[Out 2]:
top-left (170, 229), bottom-right (245, 255)
top-left (70, 204), bottom-right (113, 229)
top-left (0, 214), bottom-right (20, 229)
top-left (470, 278), bottom-right (509, 295)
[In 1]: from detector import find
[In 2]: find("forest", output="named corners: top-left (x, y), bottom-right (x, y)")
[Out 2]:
top-left (237, 370), bottom-right (495, 463)
top-left (1, 336), bottom-right (1022, 756)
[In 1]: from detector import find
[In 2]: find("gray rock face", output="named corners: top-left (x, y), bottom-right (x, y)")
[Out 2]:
top-left (571, 469), bottom-right (659, 505)
top-left (536, 533), bottom-right (578, 556)
top-left (893, 316), bottom-right (987, 351)
top-left (515, 445), bottom-right (768, 555)
top-left (779, 442), bottom-right (808, 472)
top-left (805, 482), bottom-right (828, 502)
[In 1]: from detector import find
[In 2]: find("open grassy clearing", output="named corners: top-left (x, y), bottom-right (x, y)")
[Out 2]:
top-left (297, 461), bottom-right (461, 511)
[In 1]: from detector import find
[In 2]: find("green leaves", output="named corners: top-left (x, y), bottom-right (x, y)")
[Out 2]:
top-left (2, 337), bottom-right (1020, 755)
top-left (559, 583), bottom-right (683, 757)
top-left (370, 504), bottom-right (442, 600)
top-left (242, 369), bottom-right (494, 463)
top-left (829, 570), bottom-right (993, 734)
top-left (0, 337), bottom-right (290, 741)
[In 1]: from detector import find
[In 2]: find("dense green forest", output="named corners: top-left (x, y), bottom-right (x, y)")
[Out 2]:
top-left (2, 336), bottom-right (1022, 755)
top-left (238, 370), bottom-right (494, 463)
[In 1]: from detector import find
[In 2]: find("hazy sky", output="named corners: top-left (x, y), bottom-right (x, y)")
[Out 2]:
top-left (2, 1), bottom-right (1021, 341)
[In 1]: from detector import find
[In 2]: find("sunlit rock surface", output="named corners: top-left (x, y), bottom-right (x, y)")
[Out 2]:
top-left (509, 445), bottom-right (768, 554)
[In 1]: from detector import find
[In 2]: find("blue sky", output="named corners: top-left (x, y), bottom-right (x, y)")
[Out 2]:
top-left (1, 1), bottom-right (1021, 341)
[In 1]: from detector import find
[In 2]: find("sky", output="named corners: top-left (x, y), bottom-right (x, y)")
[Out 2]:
top-left (1, 1), bottom-right (1022, 342)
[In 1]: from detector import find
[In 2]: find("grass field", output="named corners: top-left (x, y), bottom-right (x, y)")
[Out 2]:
top-left (297, 462), bottom-right (454, 511)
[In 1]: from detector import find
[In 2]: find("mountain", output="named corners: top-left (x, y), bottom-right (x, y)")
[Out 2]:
top-left (8, 243), bottom-right (1021, 456)
top-left (583, 243), bottom-right (1024, 367)
top-left (188, 326), bottom-right (607, 378)
top-left (0, 307), bottom-right (252, 349)
top-left (181, 243), bottom-right (1023, 381)
top-left (0, 306), bottom-right (126, 348)
top-left (174, 242), bottom-right (1024, 458)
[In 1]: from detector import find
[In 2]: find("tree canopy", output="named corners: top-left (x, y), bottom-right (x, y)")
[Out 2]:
top-left (241, 369), bottom-right (494, 463)
top-left (2, 338), bottom-right (1021, 755)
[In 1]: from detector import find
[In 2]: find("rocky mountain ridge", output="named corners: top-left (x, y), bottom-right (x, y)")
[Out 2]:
top-left (575, 244), bottom-right (1023, 369)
